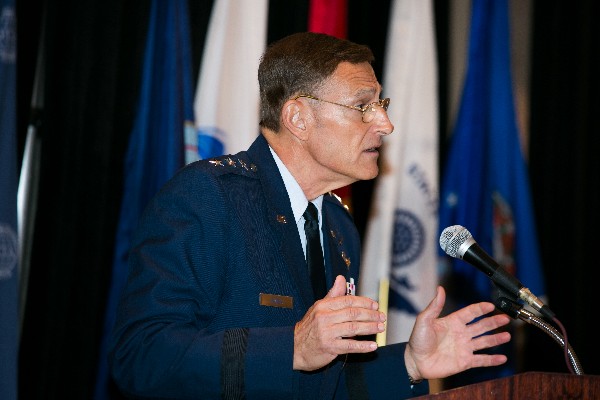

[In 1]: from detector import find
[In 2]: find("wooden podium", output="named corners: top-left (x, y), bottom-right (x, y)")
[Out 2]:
top-left (414, 372), bottom-right (600, 399)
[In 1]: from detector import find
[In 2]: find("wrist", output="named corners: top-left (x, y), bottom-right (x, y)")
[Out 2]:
top-left (404, 344), bottom-right (423, 385)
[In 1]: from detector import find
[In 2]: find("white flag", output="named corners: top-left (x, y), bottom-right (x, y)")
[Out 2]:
top-left (359, 0), bottom-right (439, 344)
top-left (187, 0), bottom-right (268, 163)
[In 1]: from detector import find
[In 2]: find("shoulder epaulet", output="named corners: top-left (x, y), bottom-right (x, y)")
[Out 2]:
top-left (205, 154), bottom-right (258, 177)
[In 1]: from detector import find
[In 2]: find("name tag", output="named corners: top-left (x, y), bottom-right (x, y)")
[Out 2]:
top-left (259, 293), bottom-right (293, 309)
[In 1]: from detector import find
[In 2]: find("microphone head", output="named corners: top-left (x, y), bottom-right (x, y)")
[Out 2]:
top-left (439, 225), bottom-right (473, 258)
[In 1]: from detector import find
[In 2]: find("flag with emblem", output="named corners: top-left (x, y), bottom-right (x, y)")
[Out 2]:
top-left (0, 1), bottom-right (18, 399)
top-left (187, 0), bottom-right (267, 163)
top-left (94, 1), bottom-right (194, 398)
top-left (438, 0), bottom-right (545, 384)
top-left (359, 0), bottom-right (438, 344)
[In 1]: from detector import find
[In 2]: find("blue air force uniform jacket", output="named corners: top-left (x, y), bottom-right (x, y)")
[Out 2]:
top-left (109, 134), bottom-right (429, 399)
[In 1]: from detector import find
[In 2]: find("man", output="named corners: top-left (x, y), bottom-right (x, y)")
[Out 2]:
top-left (109, 32), bottom-right (510, 399)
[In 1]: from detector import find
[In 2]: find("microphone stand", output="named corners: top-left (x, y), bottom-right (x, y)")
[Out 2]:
top-left (494, 295), bottom-right (584, 375)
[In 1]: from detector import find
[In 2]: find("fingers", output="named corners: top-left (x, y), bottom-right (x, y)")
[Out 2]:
top-left (311, 296), bottom-right (386, 337)
top-left (468, 315), bottom-right (511, 367)
top-left (334, 318), bottom-right (386, 339)
top-left (325, 293), bottom-right (380, 312)
top-left (454, 301), bottom-right (498, 326)
top-left (470, 353), bottom-right (509, 368)
top-left (469, 313), bottom-right (511, 336)
top-left (471, 329), bottom-right (511, 353)
top-left (306, 306), bottom-right (385, 336)
top-left (333, 337), bottom-right (378, 353)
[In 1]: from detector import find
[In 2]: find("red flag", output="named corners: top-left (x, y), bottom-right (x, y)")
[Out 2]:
top-left (308, 0), bottom-right (352, 211)
top-left (308, 0), bottom-right (347, 38)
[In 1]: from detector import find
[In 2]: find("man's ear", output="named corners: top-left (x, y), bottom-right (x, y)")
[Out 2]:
top-left (281, 100), bottom-right (309, 140)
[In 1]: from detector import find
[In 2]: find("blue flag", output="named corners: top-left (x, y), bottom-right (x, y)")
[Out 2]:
top-left (94, 1), bottom-right (194, 398)
top-left (438, 0), bottom-right (546, 382)
top-left (0, 2), bottom-right (18, 399)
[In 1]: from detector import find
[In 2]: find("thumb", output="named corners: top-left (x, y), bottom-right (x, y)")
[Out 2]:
top-left (421, 286), bottom-right (446, 320)
top-left (326, 275), bottom-right (348, 298)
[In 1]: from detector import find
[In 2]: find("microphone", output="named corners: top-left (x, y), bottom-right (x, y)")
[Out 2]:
top-left (439, 225), bottom-right (555, 320)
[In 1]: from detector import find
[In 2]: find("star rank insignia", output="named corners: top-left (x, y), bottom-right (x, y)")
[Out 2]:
top-left (330, 229), bottom-right (343, 246)
top-left (238, 159), bottom-right (249, 170)
top-left (341, 251), bottom-right (351, 269)
top-left (224, 157), bottom-right (236, 167)
top-left (209, 157), bottom-right (257, 175)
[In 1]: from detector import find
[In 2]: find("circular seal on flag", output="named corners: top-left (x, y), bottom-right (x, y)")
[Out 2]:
top-left (197, 127), bottom-right (225, 159)
top-left (391, 209), bottom-right (424, 268)
top-left (0, 223), bottom-right (18, 280)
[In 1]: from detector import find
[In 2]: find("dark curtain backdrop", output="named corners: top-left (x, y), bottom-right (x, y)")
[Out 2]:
top-left (526, 0), bottom-right (600, 375)
top-left (14, 0), bottom-right (599, 398)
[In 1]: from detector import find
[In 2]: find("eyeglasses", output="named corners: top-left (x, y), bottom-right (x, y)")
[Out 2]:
top-left (292, 94), bottom-right (390, 123)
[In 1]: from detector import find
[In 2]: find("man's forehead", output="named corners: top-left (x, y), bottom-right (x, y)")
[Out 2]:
top-left (324, 62), bottom-right (381, 96)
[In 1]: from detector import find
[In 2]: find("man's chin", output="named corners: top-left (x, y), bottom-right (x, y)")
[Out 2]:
top-left (361, 166), bottom-right (379, 181)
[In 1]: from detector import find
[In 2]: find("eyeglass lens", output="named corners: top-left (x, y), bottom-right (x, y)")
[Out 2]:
top-left (362, 100), bottom-right (389, 123)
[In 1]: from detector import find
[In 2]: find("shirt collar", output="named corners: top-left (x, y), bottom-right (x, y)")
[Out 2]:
top-left (269, 146), bottom-right (323, 224)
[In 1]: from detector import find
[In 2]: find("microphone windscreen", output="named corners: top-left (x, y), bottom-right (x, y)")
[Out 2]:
top-left (439, 225), bottom-right (472, 258)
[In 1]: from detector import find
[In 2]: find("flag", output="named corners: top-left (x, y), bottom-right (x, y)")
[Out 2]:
top-left (94, 1), bottom-right (194, 398)
top-left (308, 0), bottom-right (347, 38)
top-left (187, 0), bottom-right (268, 163)
top-left (438, 0), bottom-right (545, 384)
top-left (0, 1), bottom-right (19, 399)
top-left (307, 0), bottom-right (353, 210)
top-left (359, 0), bottom-right (438, 344)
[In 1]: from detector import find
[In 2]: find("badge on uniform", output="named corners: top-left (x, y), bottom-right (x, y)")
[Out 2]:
top-left (259, 293), bottom-right (293, 309)
top-left (346, 278), bottom-right (356, 296)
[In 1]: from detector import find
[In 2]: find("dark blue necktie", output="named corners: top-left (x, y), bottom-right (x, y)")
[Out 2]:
top-left (304, 202), bottom-right (327, 300)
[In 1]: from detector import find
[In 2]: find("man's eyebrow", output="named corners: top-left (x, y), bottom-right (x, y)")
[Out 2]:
top-left (355, 86), bottom-right (381, 98)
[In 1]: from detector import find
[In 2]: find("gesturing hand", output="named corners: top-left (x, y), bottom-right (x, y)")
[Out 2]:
top-left (293, 275), bottom-right (386, 371)
top-left (404, 286), bottom-right (512, 382)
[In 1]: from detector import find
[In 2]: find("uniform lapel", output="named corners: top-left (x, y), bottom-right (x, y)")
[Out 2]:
top-left (322, 199), bottom-right (353, 290)
top-left (247, 136), bottom-right (315, 312)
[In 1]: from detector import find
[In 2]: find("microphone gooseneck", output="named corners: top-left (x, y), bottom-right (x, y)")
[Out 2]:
top-left (439, 225), bottom-right (555, 320)
top-left (495, 296), bottom-right (583, 375)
